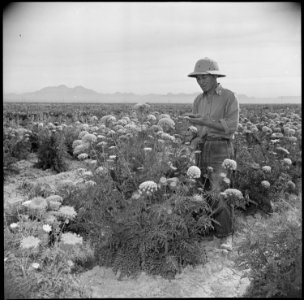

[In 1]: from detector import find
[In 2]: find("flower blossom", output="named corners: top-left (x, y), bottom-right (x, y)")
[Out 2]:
top-left (139, 181), bottom-right (158, 195)
top-left (188, 126), bottom-right (198, 134)
top-left (10, 223), bottom-right (19, 229)
top-left (43, 224), bottom-right (52, 233)
top-left (61, 232), bottom-right (83, 245)
top-left (82, 133), bottom-right (97, 144)
top-left (157, 118), bottom-right (175, 131)
top-left (78, 153), bottom-right (89, 160)
top-left (283, 158), bottom-right (292, 166)
top-left (28, 197), bottom-right (48, 212)
top-left (261, 180), bottom-right (270, 188)
top-left (191, 194), bottom-right (205, 202)
top-left (222, 159), bottom-right (237, 170)
top-left (31, 263), bottom-right (40, 269)
top-left (187, 166), bottom-right (201, 179)
top-left (222, 188), bottom-right (243, 200)
top-left (58, 206), bottom-right (77, 220)
top-left (262, 166), bottom-right (272, 173)
top-left (20, 236), bottom-right (41, 249)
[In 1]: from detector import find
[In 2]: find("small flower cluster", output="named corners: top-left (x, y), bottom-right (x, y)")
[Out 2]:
top-left (262, 166), bottom-right (272, 173)
top-left (138, 180), bottom-right (158, 195)
top-left (222, 159), bottom-right (237, 171)
top-left (187, 166), bottom-right (201, 179)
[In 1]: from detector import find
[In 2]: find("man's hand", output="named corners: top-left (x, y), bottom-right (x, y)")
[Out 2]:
top-left (187, 115), bottom-right (210, 126)
top-left (183, 113), bottom-right (201, 119)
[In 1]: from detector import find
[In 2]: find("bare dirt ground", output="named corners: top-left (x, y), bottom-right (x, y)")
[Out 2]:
top-left (4, 154), bottom-right (252, 298)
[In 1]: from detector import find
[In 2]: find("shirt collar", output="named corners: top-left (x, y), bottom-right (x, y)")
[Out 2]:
top-left (203, 83), bottom-right (222, 96)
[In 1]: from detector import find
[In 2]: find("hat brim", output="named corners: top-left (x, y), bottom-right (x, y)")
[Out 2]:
top-left (188, 71), bottom-right (226, 78)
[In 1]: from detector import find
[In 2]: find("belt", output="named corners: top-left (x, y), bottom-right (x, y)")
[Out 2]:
top-left (202, 136), bottom-right (230, 142)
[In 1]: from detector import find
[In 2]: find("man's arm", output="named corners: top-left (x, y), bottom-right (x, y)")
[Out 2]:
top-left (188, 93), bottom-right (239, 134)
top-left (188, 116), bottom-right (225, 131)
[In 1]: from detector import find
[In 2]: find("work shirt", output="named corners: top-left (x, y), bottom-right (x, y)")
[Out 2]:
top-left (192, 84), bottom-right (239, 140)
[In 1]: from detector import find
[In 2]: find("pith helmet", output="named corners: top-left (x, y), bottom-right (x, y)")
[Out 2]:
top-left (188, 57), bottom-right (226, 78)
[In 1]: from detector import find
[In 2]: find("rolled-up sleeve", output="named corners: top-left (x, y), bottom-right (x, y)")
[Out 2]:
top-left (219, 93), bottom-right (239, 134)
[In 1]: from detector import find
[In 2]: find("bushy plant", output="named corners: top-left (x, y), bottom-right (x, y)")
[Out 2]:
top-left (235, 197), bottom-right (302, 298)
top-left (35, 128), bottom-right (68, 173)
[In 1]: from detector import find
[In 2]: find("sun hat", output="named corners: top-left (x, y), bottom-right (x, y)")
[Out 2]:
top-left (188, 57), bottom-right (226, 77)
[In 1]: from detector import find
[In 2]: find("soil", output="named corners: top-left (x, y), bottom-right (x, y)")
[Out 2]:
top-left (4, 153), bottom-right (253, 298)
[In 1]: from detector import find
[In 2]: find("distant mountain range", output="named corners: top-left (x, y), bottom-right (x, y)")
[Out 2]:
top-left (3, 84), bottom-right (301, 104)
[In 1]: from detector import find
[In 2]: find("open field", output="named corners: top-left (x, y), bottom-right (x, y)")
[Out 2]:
top-left (3, 102), bottom-right (302, 298)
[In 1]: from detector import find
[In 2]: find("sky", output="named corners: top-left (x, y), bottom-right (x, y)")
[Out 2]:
top-left (3, 2), bottom-right (301, 98)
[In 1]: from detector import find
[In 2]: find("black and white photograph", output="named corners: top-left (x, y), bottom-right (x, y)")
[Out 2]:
top-left (3, 2), bottom-right (301, 298)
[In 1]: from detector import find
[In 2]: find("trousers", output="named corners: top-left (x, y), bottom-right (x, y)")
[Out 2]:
top-left (195, 138), bottom-right (235, 237)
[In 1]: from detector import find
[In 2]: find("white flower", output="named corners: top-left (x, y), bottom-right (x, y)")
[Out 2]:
top-left (147, 114), bottom-right (157, 122)
top-left (46, 195), bottom-right (63, 203)
top-left (188, 126), bottom-right (198, 134)
top-left (157, 118), bottom-right (175, 131)
top-left (143, 147), bottom-right (152, 152)
top-left (187, 166), bottom-right (201, 179)
top-left (262, 166), bottom-right (272, 173)
top-left (31, 263), bottom-right (40, 269)
top-left (61, 232), bottom-right (83, 245)
top-left (219, 172), bottom-right (227, 178)
top-left (109, 155), bottom-right (117, 160)
top-left (261, 180), bottom-right (270, 188)
top-left (223, 177), bottom-right (231, 185)
top-left (82, 133), bottom-right (97, 144)
top-left (159, 177), bottom-right (167, 185)
top-left (262, 126), bottom-right (272, 133)
top-left (191, 194), bottom-right (204, 202)
top-left (223, 188), bottom-right (243, 200)
top-left (10, 223), bottom-right (19, 229)
top-left (73, 143), bottom-right (90, 155)
top-left (58, 206), bottom-right (77, 219)
top-left (283, 158), bottom-right (292, 166)
top-left (95, 166), bottom-right (108, 176)
top-left (28, 197), bottom-right (48, 212)
top-left (20, 236), bottom-right (41, 249)
top-left (42, 224), bottom-right (52, 233)
top-left (85, 180), bottom-right (96, 186)
top-left (139, 181), bottom-right (158, 194)
top-left (222, 159), bottom-right (237, 170)
top-left (78, 153), bottom-right (89, 160)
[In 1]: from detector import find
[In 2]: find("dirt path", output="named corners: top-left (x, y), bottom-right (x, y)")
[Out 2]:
top-left (4, 154), bottom-right (252, 298)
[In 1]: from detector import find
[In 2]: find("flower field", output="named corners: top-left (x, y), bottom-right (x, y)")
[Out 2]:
top-left (3, 102), bottom-right (302, 298)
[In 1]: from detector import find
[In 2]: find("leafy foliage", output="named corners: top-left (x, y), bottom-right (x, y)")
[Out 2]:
top-left (35, 128), bottom-right (69, 172)
top-left (235, 199), bottom-right (302, 298)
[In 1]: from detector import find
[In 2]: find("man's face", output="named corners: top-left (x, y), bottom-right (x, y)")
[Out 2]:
top-left (196, 74), bottom-right (217, 93)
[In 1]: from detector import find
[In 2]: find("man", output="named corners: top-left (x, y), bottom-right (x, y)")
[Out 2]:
top-left (186, 57), bottom-right (239, 250)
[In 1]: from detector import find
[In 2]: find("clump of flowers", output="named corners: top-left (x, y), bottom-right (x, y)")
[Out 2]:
top-left (282, 158), bottom-right (292, 166)
top-left (188, 126), bottom-right (198, 134)
top-left (261, 180), bottom-right (271, 189)
top-left (78, 153), bottom-right (89, 160)
top-left (20, 236), bottom-right (41, 249)
top-left (81, 133), bottom-right (97, 144)
top-left (42, 224), bottom-right (52, 233)
top-left (262, 166), bottom-right (272, 173)
top-left (28, 196), bottom-right (48, 214)
top-left (187, 166), bottom-right (201, 179)
top-left (222, 159), bottom-right (237, 170)
top-left (57, 206), bottom-right (77, 220)
top-left (60, 232), bottom-right (83, 246)
top-left (221, 188), bottom-right (244, 208)
top-left (138, 181), bottom-right (158, 195)
top-left (157, 117), bottom-right (175, 132)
